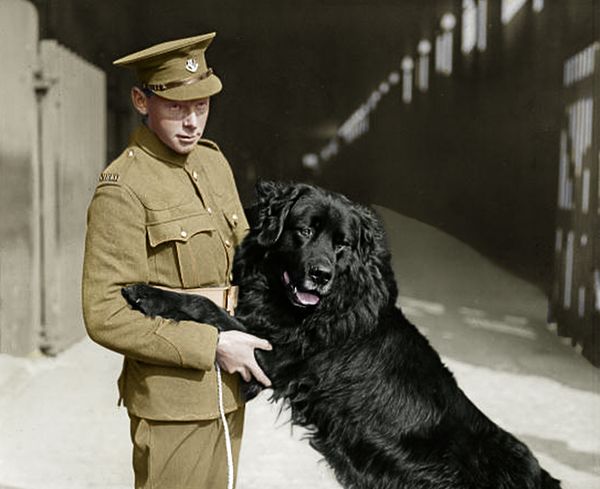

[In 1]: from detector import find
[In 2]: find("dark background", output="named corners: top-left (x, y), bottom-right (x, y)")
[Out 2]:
top-left (30, 0), bottom-right (599, 292)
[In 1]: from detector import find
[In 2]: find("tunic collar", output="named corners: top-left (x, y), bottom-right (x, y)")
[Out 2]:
top-left (130, 124), bottom-right (191, 167)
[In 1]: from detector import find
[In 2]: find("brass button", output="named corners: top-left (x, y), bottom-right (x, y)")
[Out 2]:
top-left (127, 149), bottom-right (134, 157)
top-left (224, 239), bottom-right (231, 247)
top-left (180, 230), bottom-right (188, 238)
top-left (231, 213), bottom-right (239, 225)
top-left (192, 170), bottom-right (198, 181)
top-left (207, 207), bottom-right (213, 215)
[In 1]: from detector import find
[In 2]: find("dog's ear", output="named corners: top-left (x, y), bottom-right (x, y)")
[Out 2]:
top-left (348, 204), bottom-right (395, 318)
top-left (353, 204), bottom-right (384, 260)
top-left (255, 180), bottom-right (302, 246)
top-left (255, 180), bottom-right (282, 204)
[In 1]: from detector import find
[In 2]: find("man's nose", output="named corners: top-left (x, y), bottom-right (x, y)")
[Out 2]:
top-left (182, 111), bottom-right (198, 127)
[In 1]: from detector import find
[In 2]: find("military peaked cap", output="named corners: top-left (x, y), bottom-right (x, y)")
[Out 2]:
top-left (113, 32), bottom-right (222, 100)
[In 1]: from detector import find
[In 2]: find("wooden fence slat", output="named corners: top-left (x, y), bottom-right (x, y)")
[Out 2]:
top-left (551, 43), bottom-right (600, 366)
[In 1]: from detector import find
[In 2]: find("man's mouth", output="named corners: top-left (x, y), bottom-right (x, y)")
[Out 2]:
top-left (282, 271), bottom-right (320, 307)
top-left (177, 134), bottom-right (198, 143)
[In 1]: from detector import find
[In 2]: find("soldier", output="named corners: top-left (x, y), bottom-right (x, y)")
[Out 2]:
top-left (82, 32), bottom-right (271, 489)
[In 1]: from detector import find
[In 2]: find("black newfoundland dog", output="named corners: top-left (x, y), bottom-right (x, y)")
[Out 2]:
top-left (123, 181), bottom-right (561, 489)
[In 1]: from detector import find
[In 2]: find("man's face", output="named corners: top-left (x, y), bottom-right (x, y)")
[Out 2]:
top-left (134, 89), bottom-right (210, 154)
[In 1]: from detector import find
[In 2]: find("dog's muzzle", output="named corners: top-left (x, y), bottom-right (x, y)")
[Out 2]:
top-left (282, 271), bottom-right (323, 307)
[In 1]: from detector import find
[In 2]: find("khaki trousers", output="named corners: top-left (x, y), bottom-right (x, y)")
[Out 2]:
top-left (129, 407), bottom-right (245, 489)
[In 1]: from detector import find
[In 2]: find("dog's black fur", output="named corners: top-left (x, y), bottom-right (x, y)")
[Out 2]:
top-left (123, 181), bottom-right (561, 489)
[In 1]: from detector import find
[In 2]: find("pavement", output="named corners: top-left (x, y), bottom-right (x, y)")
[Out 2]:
top-left (0, 206), bottom-right (598, 489)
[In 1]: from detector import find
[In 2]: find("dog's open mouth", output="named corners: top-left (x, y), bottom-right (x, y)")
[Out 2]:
top-left (282, 271), bottom-right (320, 307)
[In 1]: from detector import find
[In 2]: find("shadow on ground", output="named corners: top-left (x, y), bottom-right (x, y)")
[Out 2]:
top-left (376, 205), bottom-right (600, 394)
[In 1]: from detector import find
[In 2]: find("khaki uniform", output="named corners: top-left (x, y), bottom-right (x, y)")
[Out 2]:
top-left (82, 124), bottom-right (249, 487)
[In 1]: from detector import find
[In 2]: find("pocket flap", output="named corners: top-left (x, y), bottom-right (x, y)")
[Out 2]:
top-left (147, 213), bottom-right (215, 247)
top-left (222, 203), bottom-right (249, 231)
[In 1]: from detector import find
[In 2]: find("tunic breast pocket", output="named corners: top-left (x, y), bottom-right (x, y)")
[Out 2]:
top-left (146, 213), bottom-right (228, 287)
top-left (221, 201), bottom-right (250, 249)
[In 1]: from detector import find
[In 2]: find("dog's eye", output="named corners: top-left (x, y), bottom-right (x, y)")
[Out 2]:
top-left (298, 227), bottom-right (313, 238)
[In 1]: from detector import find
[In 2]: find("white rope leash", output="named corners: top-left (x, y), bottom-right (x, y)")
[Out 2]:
top-left (215, 362), bottom-right (234, 489)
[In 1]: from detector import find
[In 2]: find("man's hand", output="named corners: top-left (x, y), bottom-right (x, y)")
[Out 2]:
top-left (216, 330), bottom-right (272, 387)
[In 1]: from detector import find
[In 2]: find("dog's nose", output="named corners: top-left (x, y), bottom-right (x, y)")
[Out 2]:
top-left (309, 265), bottom-right (332, 286)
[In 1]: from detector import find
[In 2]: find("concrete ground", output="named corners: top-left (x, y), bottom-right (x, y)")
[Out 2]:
top-left (0, 207), bottom-right (598, 489)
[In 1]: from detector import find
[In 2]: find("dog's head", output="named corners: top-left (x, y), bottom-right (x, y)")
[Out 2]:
top-left (249, 181), bottom-right (394, 335)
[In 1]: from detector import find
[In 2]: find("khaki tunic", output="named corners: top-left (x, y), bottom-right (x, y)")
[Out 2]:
top-left (82, 125), bottom-right (249, 421)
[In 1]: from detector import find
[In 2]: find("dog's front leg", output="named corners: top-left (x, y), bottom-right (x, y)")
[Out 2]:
top-left (122, 284), bottom-right (246, 332)
top-left (122, 284), bottom-right (266, 401)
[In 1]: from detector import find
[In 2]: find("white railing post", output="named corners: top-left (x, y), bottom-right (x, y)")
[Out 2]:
top-left (436, 13), bottom-right (456, 76)
top-left (401, 56), bottom-right (414, 103)
top-left (417, 40), bottom-right (432, 92)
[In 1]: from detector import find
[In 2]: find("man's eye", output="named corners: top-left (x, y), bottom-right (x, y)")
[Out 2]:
top-left (299, 228), bottom-right (313, 238)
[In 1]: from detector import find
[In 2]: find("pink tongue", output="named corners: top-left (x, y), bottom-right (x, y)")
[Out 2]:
top-left (296, 291), bottom-right (320, 306)
top-left (283, 271), bottom-right (320, 305)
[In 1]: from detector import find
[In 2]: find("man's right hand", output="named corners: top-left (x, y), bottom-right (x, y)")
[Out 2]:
top-left (215, 330), bottom-right (272, 387)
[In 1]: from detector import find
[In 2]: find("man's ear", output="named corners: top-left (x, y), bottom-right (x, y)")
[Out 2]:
top-left (131, 87), bottom-right (149, 116)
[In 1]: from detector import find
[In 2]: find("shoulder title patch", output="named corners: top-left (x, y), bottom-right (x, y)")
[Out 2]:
top-left (99, 172), bottom-right (120, 183)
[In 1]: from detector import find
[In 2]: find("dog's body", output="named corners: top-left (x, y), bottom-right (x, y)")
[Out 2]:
top-left (123, 182), bottom-right (561, 489)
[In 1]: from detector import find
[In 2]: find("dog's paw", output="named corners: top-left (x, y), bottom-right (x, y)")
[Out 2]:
top-left (241, 381), bottom-right (265, 402)
top-left (122, 284), bottom-right (161, 316)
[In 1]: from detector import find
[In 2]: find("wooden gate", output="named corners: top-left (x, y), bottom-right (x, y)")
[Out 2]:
top-left (0, 0), bottom-right (41, 355)
top-left (38, 40), bottom-right (106, 354)
top-left (552, 42), bottom-right (600, 366)
top-left (0, 0), bottom-right (106, 356)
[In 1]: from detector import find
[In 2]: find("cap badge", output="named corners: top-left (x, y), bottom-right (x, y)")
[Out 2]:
top-left (185, 58), bottom-right (199, 73)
